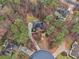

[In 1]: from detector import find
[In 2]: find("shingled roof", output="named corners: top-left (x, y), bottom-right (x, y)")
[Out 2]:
top-left (70, 41), bottom-right (79, 59)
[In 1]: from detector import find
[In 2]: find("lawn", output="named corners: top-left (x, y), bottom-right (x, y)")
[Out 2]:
top-left (0, 56), bottom-right (10, 59)
top-left (0, 53), bottom-right (16, 59)
top-left (57, 54), bottom-right (72, 59)
top-left (0, 16), bottom-right (5, 21)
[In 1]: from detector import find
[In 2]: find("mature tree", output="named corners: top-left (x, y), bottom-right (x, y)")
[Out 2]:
top-left (10, 18), bottom-right (28, 44)
top-left (73, 11), bottom-right (79, 22)
top-left (55, 26), bottom-right (68, 43)
top-left (46, 25), bottom-right (55, 36)
top-left (0, 15), bottom-right (5, 21)
top-left (72, 22), bottom-right (79, 33)
top-left (44, 15), bottom-right (53, 22)
top-left (40, 0), bottom-right (59, 7)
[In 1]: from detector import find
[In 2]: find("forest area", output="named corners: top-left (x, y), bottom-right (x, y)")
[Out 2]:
top-left (0, 0), bottom-right (79, 59)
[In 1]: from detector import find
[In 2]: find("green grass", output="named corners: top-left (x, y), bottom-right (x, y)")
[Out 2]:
top-left (57, 54), bottom-right (72, 59)
top-left (0, 53), bottom-right (16, 59)
top-left (0, 16), bottom-right (5, 21)
top-left (0, 56), bottom-right (10, 59)
top-left (11, 54), bottom-right (16, 59)
top-left (10, 18), bottom-right (28, 44)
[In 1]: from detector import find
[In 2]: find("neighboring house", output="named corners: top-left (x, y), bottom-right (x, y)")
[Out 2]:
top-left (55, 7), bottom-right (69, 20)
top-left (70, 41), bottom-right (79, 59)
top-left (74, 3), bottom-right (79, 10)
top-left (63, 0), bottom-right (79, 10)
top-left (65, 0), bottom-right (76, 5)
top-left (2, 40), bottom-right (19, 55)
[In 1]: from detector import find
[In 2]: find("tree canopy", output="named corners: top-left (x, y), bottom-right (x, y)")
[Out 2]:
top-left (10, 18), bottom-right (28, 44)
top-left (72, 22), bottom-right (79, 33)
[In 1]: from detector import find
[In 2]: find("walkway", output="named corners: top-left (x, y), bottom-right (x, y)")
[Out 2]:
top-left (28, 22), bottom-right (40, 50)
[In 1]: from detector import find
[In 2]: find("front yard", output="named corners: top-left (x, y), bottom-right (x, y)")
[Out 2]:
top-left (57, 54), bottom-right (73, 59)
top-left (0, 56), bottom-right (10, 59)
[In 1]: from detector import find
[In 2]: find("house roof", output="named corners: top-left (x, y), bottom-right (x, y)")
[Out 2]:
top-left (30, 50), bottom-right (54, 59)
top-left (55, 7), bottom-right (69, 18)
top-left (64, 0), bottom-right (79, 9)
top-left (32, 20), bottom-right (44, 32)
top-left (74, 3), bottom-right (79, 9)
top-left (70, 41), bottom-right (79, 59)
top-left (65, 0), bottom-right (75, 5)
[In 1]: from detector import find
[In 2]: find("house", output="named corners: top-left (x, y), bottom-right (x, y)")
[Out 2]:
top-left (2, 40), bottom-right (19, 55)
top-left (64, 0), bottom-right (79, 10)
top-left (70, 41), bottom-right (79, 59)
top-left (32, 20), bottom-right (45, 32)
top-left (55, 7), bottom-right (69, 19)
top-left (74, 3), bottom-right (79, 10)
top-left (65, 0), bottom-right (75, 5)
